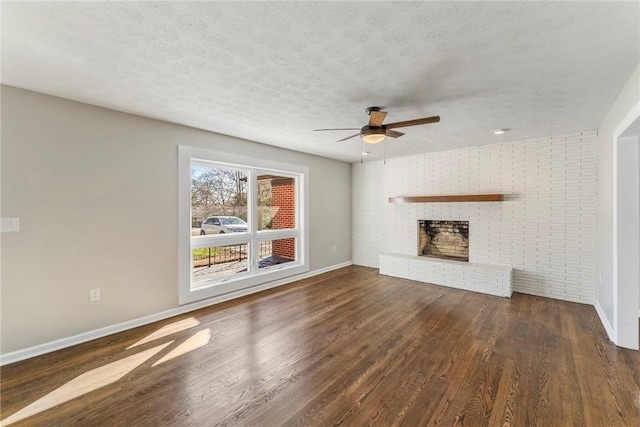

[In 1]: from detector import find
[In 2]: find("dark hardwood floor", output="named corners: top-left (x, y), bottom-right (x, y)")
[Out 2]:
top-left (1, 266), bottom-right (639, 426)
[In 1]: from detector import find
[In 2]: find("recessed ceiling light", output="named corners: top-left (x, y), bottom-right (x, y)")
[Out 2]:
top-left (362, 151), bottom-right (371, 155)
top-left (493, 128), bottom-right (509, 135)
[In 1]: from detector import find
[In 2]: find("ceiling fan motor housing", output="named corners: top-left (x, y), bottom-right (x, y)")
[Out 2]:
top-left (365, 106), bottom-right (382, 115)
top-left (361, 126), bottom-right (386, 144)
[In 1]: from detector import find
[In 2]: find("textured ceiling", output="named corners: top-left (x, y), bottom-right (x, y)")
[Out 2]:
top-left (2, 1), bottom-right (639, 163)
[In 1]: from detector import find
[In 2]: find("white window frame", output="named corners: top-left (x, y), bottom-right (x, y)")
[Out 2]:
top-left (178, 145), bottom-right (309, 305)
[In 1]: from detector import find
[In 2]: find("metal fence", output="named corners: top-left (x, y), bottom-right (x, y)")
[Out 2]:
top-left (193, 241), bottom-right (272, 268)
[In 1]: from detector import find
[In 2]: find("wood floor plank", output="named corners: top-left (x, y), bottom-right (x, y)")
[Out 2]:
top-left (486, 358), bottom-right (519, 427)
top-left (1, 266), bottom-right (639, 426)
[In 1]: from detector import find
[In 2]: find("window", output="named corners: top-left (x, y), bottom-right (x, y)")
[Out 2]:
top-left (179, 146), bottom-right (308, 304)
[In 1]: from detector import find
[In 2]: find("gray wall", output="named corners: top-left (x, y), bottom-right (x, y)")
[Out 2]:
top-left (0, 86), bottom-right (352, 354)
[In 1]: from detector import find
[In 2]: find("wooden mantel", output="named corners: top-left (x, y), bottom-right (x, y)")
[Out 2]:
top-left (389, 194), bottom-right (504, 203)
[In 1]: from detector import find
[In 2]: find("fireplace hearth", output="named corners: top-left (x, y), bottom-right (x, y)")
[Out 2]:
top-left (418, 220), bottom-right (469, 262)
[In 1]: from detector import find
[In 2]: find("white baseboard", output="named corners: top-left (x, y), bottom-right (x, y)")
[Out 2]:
top-left (0, 261), bottom-right (353, 366)
top-left (594, 300), bottom-right (615, 343)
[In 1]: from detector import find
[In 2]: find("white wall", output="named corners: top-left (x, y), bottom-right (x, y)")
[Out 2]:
top-left (596, 64), bottom-right (640, 328)
top-left (351, 160), bottom-right (383, 267)
top-left (353, 131), bottom-right (598, 304)
top-left (0, 86), bottom-right (352, 355)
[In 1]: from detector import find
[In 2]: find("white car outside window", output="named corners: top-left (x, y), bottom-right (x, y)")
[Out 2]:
top-left (200, 216), bottom-right (248, 235)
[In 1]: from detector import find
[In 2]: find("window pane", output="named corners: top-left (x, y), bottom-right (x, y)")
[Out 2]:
top-left (258, 238), bottom-right (296, 269)
top-left (191, 164), bottom-right (248, 236)
top-left (192, 244), bottom-right (248, 286)
top-left (257, 175), bottom-right (295, 231)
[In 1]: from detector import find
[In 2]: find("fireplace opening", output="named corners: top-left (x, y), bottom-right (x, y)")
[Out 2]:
top-left (418, 220), bottom-right (469, 262)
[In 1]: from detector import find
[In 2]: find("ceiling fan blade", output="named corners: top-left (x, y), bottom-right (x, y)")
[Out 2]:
top-left (386, 115), bottom-right (440, 129)
top-left (386, 130), bottom-right (404, 138)
top-left (336, 133), bottom-right (361, 142)
top-left (314, 128), bottom-right (361, 131)
top-left (368, 110), bottom-right (387, 127)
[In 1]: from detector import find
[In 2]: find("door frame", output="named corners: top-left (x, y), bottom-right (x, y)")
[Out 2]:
top-left (613, 100), bottom-right (640, 350)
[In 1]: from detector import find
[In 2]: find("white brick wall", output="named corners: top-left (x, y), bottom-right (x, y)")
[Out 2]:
top-left (352, 131), bottom-right (597, 304)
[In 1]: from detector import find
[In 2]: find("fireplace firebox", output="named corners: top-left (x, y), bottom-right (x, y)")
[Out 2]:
top-left (418, 220), bottom-right (469, 262)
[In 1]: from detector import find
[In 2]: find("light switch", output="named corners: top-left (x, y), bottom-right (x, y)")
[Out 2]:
top-left (1, 218), bottom-right (19, 232)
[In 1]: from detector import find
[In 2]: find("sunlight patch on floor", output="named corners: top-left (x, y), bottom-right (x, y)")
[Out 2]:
top-left (0, 342), bottom-right (173, 426)
top-left (127, 317), bottom-right (200, 349)
top-left (152, 328), bottom-right (211, 366)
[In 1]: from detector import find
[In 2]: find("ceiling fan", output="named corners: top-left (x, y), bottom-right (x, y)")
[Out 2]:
top-left (314, 107), bottom-right (440, 143)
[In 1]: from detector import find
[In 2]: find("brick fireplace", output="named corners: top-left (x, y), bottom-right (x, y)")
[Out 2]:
top-left (418, 220), bottom-right (469, 262)
top-left (380, 219), bottom-right (511, 298)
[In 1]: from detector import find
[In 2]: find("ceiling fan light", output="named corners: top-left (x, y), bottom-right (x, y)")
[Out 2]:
top-left (361, 128), bottom-right (386, 144)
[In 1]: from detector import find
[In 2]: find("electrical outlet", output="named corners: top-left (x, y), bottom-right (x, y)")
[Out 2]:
top-left (1, 218), bottom-right (19, 232)
top-left (332, 245), bottom-right (336, 252)
top-left (89, 288), bottom-right (101, 302)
